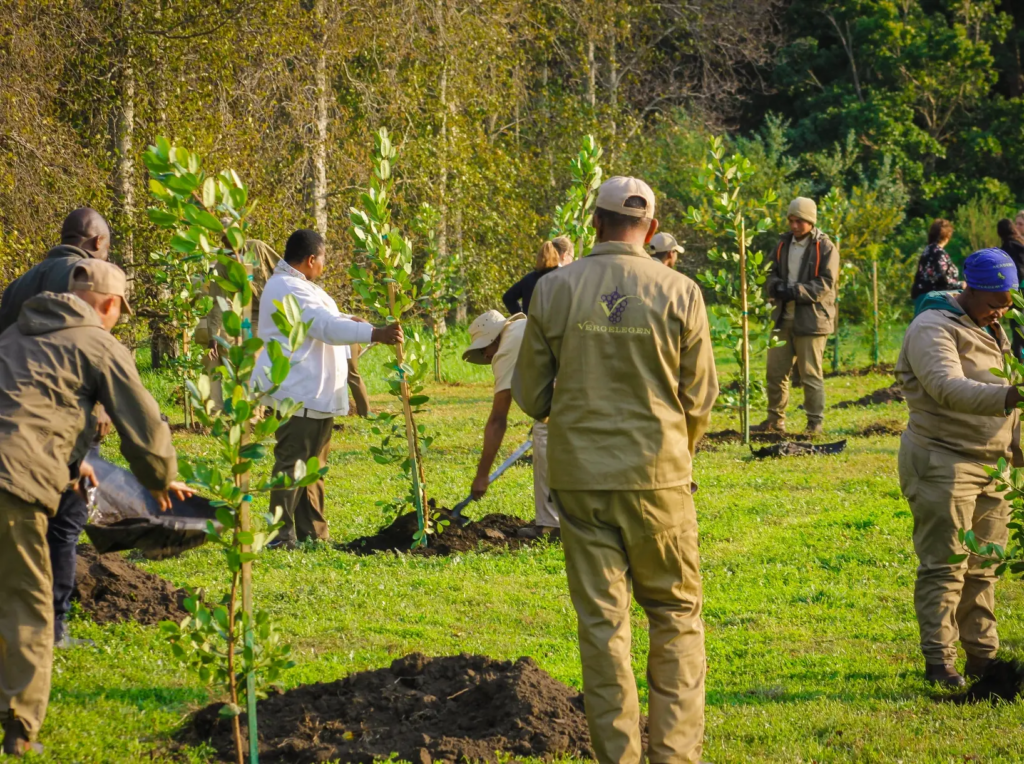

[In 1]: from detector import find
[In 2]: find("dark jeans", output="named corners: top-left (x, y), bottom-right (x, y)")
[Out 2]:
top-left (269, 416), bottom-right (333, 543)
top-left (47, 480), bottom-right (89, 624)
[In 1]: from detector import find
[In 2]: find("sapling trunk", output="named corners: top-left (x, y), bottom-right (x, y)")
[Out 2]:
top-left (237, 435), bottom-right (258, 763)
top-left (739, 220), bottom-right (751, 445)
top-left (872, 260), bottom-right (880, 367)
top-left (228, 571), bottom-right (243, 764)
top-left (387, 283), bottom-right (429, 541)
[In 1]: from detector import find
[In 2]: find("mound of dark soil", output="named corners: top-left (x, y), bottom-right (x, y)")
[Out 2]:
top-left (825, 363), bottom-right (895, 378)
top-left (697, 429), bottom-right (786, 452)
top-left (73, 544), bottom-right (186, 625)
top-left (950, 658), bottom-right (1024, 704)
top-left (833, 384), bottom-right (905, 409)
top-left (182, 653), bottom-right (613, 764)
top-left (343, 505), bottom-right (541, 557)
top-left (856, 422), bottom-right (905, 437)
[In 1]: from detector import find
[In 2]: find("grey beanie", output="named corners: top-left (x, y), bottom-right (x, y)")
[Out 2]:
top-left (787, 197), bottom-right (817, 226)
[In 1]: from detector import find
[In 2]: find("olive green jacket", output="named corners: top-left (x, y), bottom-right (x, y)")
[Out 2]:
top-left (896, 292), bottom-right (1019, 465)
top-left (0, 245), bottom-right (95, 333)
top-left (512, 241), bottom-right (718, 491)
top-left (0, 292), bottom-right (176, 513)
top-left (765, 229), bottom-right (839, 336)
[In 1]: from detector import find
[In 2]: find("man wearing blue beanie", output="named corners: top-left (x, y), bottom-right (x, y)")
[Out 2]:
top-left (895, 248), bottom-right (1023, 687)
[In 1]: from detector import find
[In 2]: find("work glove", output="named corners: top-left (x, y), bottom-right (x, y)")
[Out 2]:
top-left (779, 284), bottom-right (799, 302)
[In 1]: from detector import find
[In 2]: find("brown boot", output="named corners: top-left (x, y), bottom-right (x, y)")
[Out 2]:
top-left (804, 422), bottom-right (824, 438)
top-left (516, 525), bottom-right (560, 540)
top-left (965, 654), bottom-right (995, 680)
top-left (2, 718), bottom-right (43, 757)
top-left (925, 661), bottom-right (965, 688)
top-left (751, 419), bottom-right (785, 434)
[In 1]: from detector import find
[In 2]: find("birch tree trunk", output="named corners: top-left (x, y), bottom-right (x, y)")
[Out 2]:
top-left (113, 57), bottom-right (135, 296)
top-left (312, 0), bottom-right (329, 237)
top-left (586, 37), bottom-right (596, 108)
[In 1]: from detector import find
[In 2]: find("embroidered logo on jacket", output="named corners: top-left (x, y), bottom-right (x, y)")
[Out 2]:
top-left (599, 287), bottom-right (641, 324)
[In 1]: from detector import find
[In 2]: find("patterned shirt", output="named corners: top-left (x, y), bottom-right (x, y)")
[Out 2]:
top-left (911, 243), bottom-right (959, 300)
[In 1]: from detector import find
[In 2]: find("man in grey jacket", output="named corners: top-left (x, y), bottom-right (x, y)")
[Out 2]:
top-left (758, 197), bottom-right (839, 436)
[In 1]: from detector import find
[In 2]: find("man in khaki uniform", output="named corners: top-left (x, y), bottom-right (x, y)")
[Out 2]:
top-left (514, 176), bottom-right (718, 763)
top-left (0, 261), bottom-right (186, 756)
top-left (896, 249), bottom-right (1023, 687)
top-left (647, 232), bottom-right (684, 269)
top-left (759, 197), bottom-right (839, 436)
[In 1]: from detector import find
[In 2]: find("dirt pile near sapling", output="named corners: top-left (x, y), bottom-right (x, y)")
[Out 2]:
top-left (697, 429), bottom-right (786, 452)
top-left (182, 652), bottom-right (614, 763)
top-left (833, 384), bottom-right (905, 409)
top-left (856, 422), bottom-right (905, 437)
top-left (74, 544), bottom-right (186, 625)
top-left (344, 504), bottom-right (543, 557)
top-left (949, 657), bottom-right (1024, 704)
top-left (825, 362), bottom-right (895, 378)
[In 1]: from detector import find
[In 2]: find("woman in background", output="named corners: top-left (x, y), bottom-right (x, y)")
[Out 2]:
top-left (911, 219), bottom-right (960, 304)
top-left (502, 236), bottom-right (572, 316)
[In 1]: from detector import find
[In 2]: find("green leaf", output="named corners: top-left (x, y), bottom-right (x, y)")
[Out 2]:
top-left (222, 311), bottom-right (242, 337)
top-left (947, 553), bottom-right (969, 564)
top-left (226, 226), bottom-right (244, 251)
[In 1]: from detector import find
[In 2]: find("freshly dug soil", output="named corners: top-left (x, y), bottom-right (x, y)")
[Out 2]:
top-left (856, 422), bottom-right (905, 437)
top-left (343, 504), bottom-right (542, 557)
top-left (182, 652), bottom-right (614, 763)
top-left (825, 362), bottom-right (895, 378)
top-left (74, 544), bottom-right (186, 625)
top-left (833, 384), bottom-right (905, 409)
top-left (950, 658), bottom-right (1024, 704)
top-left (697, 429), bottom-right (786, 452)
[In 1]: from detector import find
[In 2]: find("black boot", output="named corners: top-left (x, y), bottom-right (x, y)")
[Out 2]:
top-left (925, 661), bottom-right (965, 688)
top-left (2, 717), bottom-right (44, 757)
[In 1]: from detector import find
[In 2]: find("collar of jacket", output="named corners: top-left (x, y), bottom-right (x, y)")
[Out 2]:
top-left (588, 241), bottom-right (651, 258)
top-left (44, 244), bottom-right (92, 261)
top-left (274, 258), bottom-right (308, 281)
top-left (781, 228), bottom-right (824, 245)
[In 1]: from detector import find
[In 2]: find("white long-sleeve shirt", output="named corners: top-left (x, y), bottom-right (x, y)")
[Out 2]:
top-left (254, 259), bottom-right (372, 416)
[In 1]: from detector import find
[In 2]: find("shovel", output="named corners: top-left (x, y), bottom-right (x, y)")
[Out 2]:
top-left (451, 439), bottom-right (533, 526)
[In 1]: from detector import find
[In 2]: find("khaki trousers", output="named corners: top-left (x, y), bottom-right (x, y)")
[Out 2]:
top-left (553, 487), bottom-right (704, 764)
top-left (0, 490), bottom-right (53, 741)
top-left (898, 438), bottom-right (1009, 663)
top-left (347, 344), bottom-right (371, 418)
top-left (530, 422), bottom-right (559, 528)
top-left (270, 416), bottom-right (333, 543)
top-left (766, 320), bottom-right (827, 427)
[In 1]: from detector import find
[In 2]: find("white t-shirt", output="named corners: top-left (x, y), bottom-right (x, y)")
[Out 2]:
top-left (784, 236), bottom-right (810, 320)
top-left (491, 318), bottom-right (527, 395)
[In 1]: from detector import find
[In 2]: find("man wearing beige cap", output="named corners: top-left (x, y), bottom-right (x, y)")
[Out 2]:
top-left (515, 176), bottom-right (718, 763)
top-left (462, 309), bottom-right (559, 538)
top-left (647, 232), bottom-right (685, 269)
top-left (758, 196), bottom-right (839, 436)
top-left (0, 260), bottom-right (187, 756)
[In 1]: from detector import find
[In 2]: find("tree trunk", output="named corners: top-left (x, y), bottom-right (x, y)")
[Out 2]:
top-left (437, 59), bottom-right (449, 260)
top-left (312, 0), bottom-right (328, 237)
top-left (113, 58), bottom-right (135, 296)
top-left (586, 37), bottom-right (596, 109)
top-left (608, 29), bottom-right (617, 136)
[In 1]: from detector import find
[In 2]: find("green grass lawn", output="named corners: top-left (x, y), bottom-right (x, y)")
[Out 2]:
top-left (37, 323), bottom-right (1024, 763)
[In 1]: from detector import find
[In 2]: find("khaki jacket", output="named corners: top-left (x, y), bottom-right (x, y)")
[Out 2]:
top-left (0, 245), bottom-right (94, 333)
top-left (513, 241), bottom-right (718, 491)
top-left (895, 292), bottom-right (1018, 465)
top-left (765, 229), bottom-right (839, 335)
top-left (0, 292), bottom-right (176, 513)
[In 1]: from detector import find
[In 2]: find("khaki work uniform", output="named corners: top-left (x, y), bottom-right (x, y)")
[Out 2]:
top-left (896, 294), bottom-right (1018, 663)
top-left (346, 343), bottom-right (371, 418)
top-left (0, 293), bottom-right (175, 742)
top-left (514, 241), bottom-right (718, 764)
top-left (763, 230), bottom-right (838, 429)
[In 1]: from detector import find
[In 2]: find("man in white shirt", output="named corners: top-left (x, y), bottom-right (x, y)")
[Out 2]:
top-left (255, 229), bottom-right (401, 546)
top-left (462, 310), bottom-right (559, 539)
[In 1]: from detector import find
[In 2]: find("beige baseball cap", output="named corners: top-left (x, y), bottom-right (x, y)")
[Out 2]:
top-left (595, 176), bottom-right (656, 219)
top-left (648, 232), bottom-right (684, 256)
top-left (69, 260), bottom-right (133, 315)
top-left (462, 310), bottom-right (525, 365)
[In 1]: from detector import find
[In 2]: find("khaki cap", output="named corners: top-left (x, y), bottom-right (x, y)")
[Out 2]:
top-left (595, 176), bottom-right (656, 219)
top-left (68, 260), bottom-right (133, 315)
top-left (462, 310), bottom-right (525, 365)
top-left (648, 232), bottom-right (684, 255)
